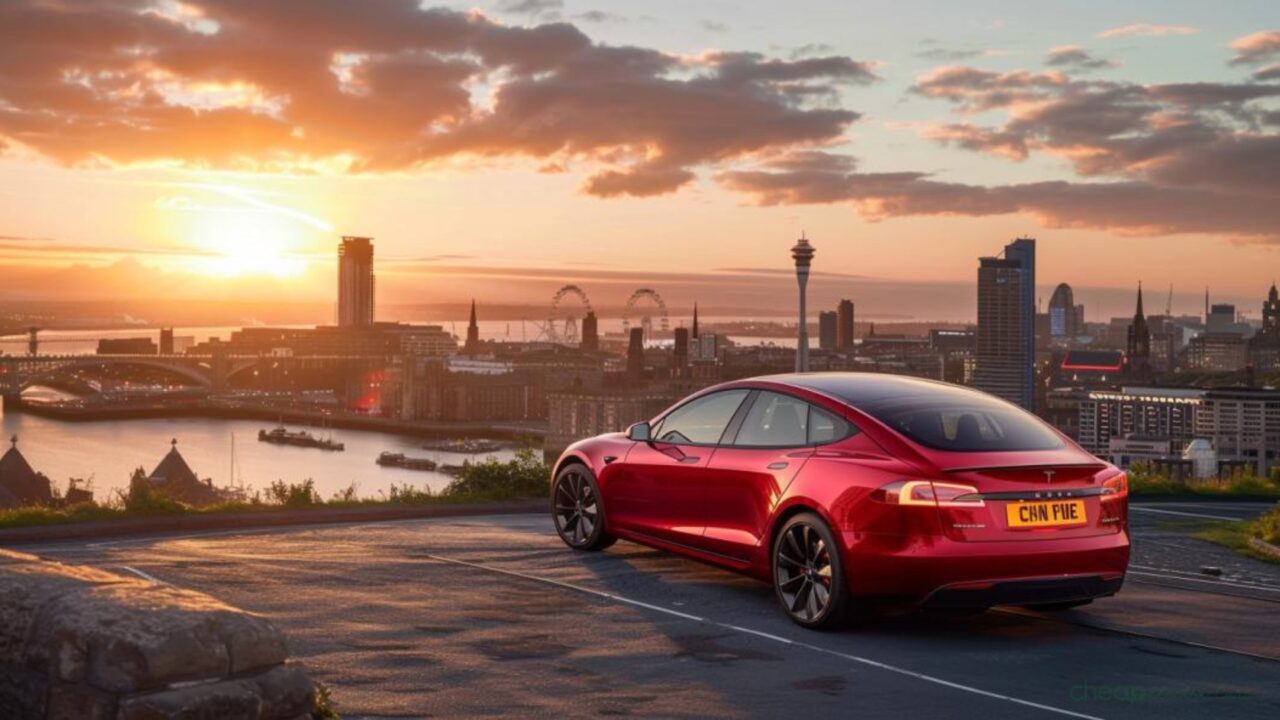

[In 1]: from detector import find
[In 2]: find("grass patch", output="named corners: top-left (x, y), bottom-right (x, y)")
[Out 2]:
top-left (1174, 507), bottom-right (1280, 565)
top-left (0, 449), bottom-right (550, 531)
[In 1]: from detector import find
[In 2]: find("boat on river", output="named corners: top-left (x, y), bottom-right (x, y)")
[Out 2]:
top-left (376, 452), bottom-right (437, 471)
top-left (257, 426), bottom-right (345, 451)
top-left (421, 438), bottom-right (503, 454)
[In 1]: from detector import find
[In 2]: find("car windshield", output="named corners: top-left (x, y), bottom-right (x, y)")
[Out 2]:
top-left (855, 393), bottom-right (1064, 452)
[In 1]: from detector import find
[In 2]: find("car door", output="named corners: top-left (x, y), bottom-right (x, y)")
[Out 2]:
top-left (702, 392), bottom-right (856, 560)
top-left (604, 389), bottom-right (750, 547)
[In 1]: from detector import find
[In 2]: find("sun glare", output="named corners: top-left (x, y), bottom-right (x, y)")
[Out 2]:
top-left (185, 203), bottom-right (310, 278)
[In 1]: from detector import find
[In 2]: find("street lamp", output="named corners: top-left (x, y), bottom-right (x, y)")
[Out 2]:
top-left (790, 232), bottom-right (815, 373)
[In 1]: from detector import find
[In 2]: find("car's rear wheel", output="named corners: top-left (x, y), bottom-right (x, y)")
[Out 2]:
top-left (772, 513), bottom-right (851, 629)
top-left (552, 464), bottom-right (615, 551)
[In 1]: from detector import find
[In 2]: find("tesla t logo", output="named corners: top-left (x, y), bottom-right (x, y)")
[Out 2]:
top-left (1044, 470), bottom-right (1056, 484)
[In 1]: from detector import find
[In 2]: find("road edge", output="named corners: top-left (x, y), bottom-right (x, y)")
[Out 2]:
top-left (0, 500), bottom-right (544, 546)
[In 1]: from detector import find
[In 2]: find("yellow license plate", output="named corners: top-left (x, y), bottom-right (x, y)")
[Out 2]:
top-left (1006, 500), bottom-right (1087, 528)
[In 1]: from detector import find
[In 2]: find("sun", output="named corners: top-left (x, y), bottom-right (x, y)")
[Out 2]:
top-left (181, 197), bottom-right (311, 278)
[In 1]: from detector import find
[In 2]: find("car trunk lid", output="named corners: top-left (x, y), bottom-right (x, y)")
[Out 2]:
top-left (934, 462), bottom-right (1125, 542)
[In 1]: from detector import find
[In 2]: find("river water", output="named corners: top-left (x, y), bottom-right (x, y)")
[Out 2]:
top-left (0, 404), bottom-right (517, 503)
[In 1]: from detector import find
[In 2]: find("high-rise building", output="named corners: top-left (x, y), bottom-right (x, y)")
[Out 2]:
top-left (581, 311), bottom-right (599, 351)
top-left (338, 236), bottom-right (375, 327)
top-left (817, 311), bottom-right (837, 350)
top-left (159, 327), bottom-right (175, 355)
top-left (464, 300), bottom-right (480, 353)
top-left (974, 238), bottom-right (1036, 410)
top-left (626, 327), bottom-right (645, 381)
top-left (1126, 284), bottom-right (1151, 379)
top-left (673, 326), bottom-right (689, 368)
top-left (1047, 283), bottom-right (1080, 340)
top-left (836, 299), bottom-right (855, 351)
top-left (691, 303), bottom-right (699, 339)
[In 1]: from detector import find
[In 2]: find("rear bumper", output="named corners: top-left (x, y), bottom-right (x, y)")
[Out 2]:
top-left (923, 574), bottom-right (1124, 609)
top-left (841, 528), bottom-right (1130, 606)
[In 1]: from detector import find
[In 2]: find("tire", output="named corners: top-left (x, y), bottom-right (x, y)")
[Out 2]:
top-left (551, 464), bottom-right (615, 551)
top-left (772, 512), bottom-right (852, 629)
top-left (1025, 599), bottom-right (1092, 612)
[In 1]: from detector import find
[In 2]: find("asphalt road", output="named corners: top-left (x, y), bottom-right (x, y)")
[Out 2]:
top-left (23, 501), bottom-right (1280, 720)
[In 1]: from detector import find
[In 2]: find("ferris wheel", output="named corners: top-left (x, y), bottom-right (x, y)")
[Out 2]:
top-left (540, 284), bottom-right (593, 344)
top-left (621, 288), bottom-right (670, 341)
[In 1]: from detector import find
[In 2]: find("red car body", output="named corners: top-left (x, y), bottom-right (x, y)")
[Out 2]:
top-left (552, 373), bottom-right (1129, 611)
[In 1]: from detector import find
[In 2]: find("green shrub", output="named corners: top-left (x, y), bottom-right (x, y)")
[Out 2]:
top-left (386, 483), bottom-right (434, 504)
top-left (1256, 506), bottom-right (1280, 545)
top-left (267, 479), bottom-right (322, 508)
top-left (442, 448), bottom-right (548, 500)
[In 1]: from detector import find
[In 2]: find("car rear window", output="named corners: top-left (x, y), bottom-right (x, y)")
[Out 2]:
top-left (856, 394), bottom-right (1064, 452)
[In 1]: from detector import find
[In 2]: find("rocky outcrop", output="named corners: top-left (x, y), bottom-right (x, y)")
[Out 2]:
top-left (0, 549), bottom-right (314, 720)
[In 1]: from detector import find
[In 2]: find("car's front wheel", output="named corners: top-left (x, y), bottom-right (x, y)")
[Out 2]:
top-left (551, 464), bottom-right (615, 551)
top-left (772, 513), bottom-right (852, 629)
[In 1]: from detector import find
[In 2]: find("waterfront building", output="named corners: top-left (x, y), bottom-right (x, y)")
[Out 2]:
top-left (0, 436), bottom-right (52, 509)
top-left (1077, 387), bottom-right (1203, 463)
top-left (160, 328), bottom-right (175, 355)
top-left (97, 337), bottom-right (158, 355)
top-left (1196, 387), bottom-right (1280, 476)
top-left (338, 236), bottom-right (375, 327)
top-left (836, 299), bottom-right (855, 352)
top-left (546, 389), bottom-right (676, 459)
top-left (189, 323), bottom-right (456, 358)
top-left (818, 311), bottom-right (837, 350)
top-left (974, 238), bottom-right (1036, 410)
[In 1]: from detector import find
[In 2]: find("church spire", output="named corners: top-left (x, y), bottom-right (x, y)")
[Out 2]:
top-left (1135, 281), bottom-right (1145, 320)
top-left (464, 299), bottom-right (480, 352)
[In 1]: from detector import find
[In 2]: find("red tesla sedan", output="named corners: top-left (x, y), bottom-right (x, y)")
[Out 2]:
top-left (550, 373), bottom-right (1129, 628)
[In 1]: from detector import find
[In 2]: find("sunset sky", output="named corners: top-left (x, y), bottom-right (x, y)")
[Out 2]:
top-left (0, 0), bottom-right (1277, 321)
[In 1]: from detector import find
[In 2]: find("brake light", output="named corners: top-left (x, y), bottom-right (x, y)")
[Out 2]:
top-left (876, 480), bottom-right (984, 507)
top-left (1100, 473), bottom-right (1128, 503)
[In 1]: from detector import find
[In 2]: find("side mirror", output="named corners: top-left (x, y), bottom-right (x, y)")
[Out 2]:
top-left (627, 421), bottom-right (652, 442)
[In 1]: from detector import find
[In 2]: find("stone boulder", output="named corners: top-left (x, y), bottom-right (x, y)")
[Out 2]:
top-left (0, 549), bottom-right (315, 719)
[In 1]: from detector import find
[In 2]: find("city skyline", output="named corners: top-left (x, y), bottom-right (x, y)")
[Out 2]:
top-left (0, 1), bottom-right (1277, 319)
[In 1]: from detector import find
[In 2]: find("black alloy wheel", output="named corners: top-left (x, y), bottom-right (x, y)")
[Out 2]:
top-left (552, 465), bottom-right (614, 551)
top-left (773, 513), bottom-right (850, 629)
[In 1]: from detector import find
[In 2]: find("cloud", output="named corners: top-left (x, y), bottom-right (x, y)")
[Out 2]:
top-left (715, 151), bottom-right (1280, 243)
top-left (0, 1), bottom-right (875, 199)
top-left (1044, 46), bottom-right (1117, 71)
top-left (909, 63), bottom-right (1280, 196)
top-left (1230, 31), bottom-right (1280, 66)
top-left (699, 20), bottom-right (729, 33)
top-left (1097, 24), bottom-right (1198, 39)
top-left (916, 47), bottom-right (1004, 61)
top-left (495, 0), bottom-right (563, 17)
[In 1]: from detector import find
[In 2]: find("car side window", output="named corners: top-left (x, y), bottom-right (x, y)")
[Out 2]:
top-left (652, 390), bottom-right (749, 446)
top-left (809, 405), bottom-right (857, 445)
top-left (733, 392), bottom-right (810, 447)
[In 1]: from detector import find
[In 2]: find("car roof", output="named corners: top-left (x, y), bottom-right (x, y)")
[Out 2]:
top-left (749, 372), bottom-right (994, 408)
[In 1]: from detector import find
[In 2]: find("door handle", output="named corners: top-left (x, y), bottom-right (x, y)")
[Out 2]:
top-left (678, 456), bottom-right (701, 463)
top-left (767, 461), bottom-right (789, 470)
